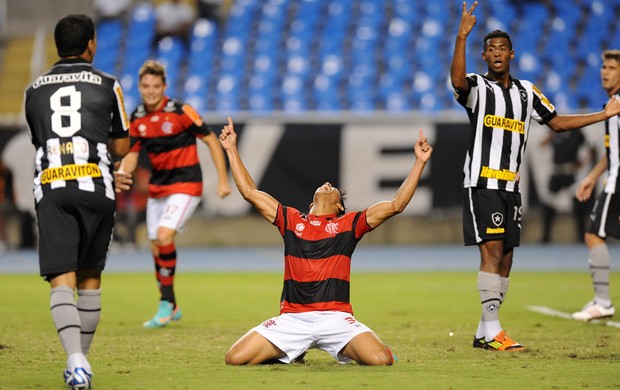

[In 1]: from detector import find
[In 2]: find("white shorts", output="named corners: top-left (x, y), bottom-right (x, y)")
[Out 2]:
top-left (250, 311), bottom-right (374, 364)
top-left (146, 194), bottom-right (202, 240)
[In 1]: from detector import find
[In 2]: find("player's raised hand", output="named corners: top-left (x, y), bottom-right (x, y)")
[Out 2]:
top-left (604, 95), bottom-right (620, 118)
top-left (219, 116), bottom-right (237, 150)
top-left (458, 1), bottom-right (478, 38)
top-left (415, 128), bottom-right (433, 163)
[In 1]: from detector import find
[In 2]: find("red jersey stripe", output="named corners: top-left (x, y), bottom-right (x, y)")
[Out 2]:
top-left (281, 301), bottom-right (353, 314)
top-left (149, 182), bottom-right (202, 198)
top-left (148, 144), bottom-right (199, 170)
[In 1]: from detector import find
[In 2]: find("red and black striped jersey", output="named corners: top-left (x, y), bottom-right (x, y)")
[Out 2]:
top-left (604, 94), bottom-right (620, 194)
top-left (24, 58), bottom-right (129, 203)
top-left (129, 97), bottom-right (211, 198)
top-left (454, 74), bottom-right (557, 193)
top-left (273, 205), bottom-right (373, 314)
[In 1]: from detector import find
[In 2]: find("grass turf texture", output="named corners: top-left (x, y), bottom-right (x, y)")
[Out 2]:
top-left (0, 271), bottom-right (618, 389)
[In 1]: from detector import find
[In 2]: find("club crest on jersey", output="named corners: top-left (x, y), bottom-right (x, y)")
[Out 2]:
top-left (161, 121), bottom-right (174, 134)
top-left (520, 90), bottom-right (527, 101)
top-left (492, 212), bottom-right (504, 227)
top-left (325, 222), bottom-right (339, 235)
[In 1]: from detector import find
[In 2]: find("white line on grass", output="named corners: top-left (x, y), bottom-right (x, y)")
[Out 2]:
top-left (526, 305), bottom-right (620, 329)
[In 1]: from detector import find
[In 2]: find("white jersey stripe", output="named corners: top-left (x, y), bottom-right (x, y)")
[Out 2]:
top-left (605, 114), bottom-right (619, 194)
top-left (97, 143), bottom-right (115, 200)
top-left (455, 74), bottom-right (557, 193)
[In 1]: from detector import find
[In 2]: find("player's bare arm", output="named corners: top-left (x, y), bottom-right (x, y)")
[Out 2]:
top-left (547, 96), bottom-right (620, 132)
top-left (201, 132), bottom-right (232, 198)
top-left (220, 116), bottom-right (279, 222)
top-left (450, 1), bottom-right (478, 92)
top-left (576, 155), bottom-right (608, 202)
top-left (365, 129), bottom-right (432, 229)
top-left (110, 137), bottom-right (130, 158)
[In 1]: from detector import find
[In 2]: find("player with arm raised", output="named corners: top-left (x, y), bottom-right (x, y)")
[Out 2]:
top-left (219, 117), bottom-right (432, 365)
top-left (451, 2), bottom-right (620, 351)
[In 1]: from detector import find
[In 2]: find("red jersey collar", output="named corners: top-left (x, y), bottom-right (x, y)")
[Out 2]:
top-left (147, 96), bottom-right (170, 113)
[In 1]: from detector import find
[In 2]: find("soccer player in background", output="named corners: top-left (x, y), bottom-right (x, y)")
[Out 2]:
top-left (572, 50), bottom-right (620, 322)
top-left (451, 2), bottom-right (620, 350)
top-left (118, 60), bottom-right (230, 328)
top-left (24, 14), bottom-right (130, 388)
top-left (219, 117), bottom-right (432, 365)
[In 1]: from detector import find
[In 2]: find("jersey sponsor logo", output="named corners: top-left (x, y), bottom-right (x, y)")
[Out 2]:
top-left (310, 220), bottom-right (321, 226)
top-left (486, 227), bottom-right (505, 234)
top-left (41, 163), bottom-right (102, 184)
top-left (483, 115), bottom-right (525, 134)
top-left (295, 223), bottom-right (305, 234)
top-left (138, 123), bottom-right (147, 137)
top-left (181, 104), bottom-right (204, 126)
top-left (479, 166), bottom-right (517, 181)
top-left (532, 84), bottom-right (555, 111)
top-left (32, 71), bottom-right (102, 88)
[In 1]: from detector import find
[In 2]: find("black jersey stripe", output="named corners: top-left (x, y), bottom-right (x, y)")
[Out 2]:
top-left (281, 278), bottom-right (350, 305)
top-left (150, 164), bottom-right (203, 186)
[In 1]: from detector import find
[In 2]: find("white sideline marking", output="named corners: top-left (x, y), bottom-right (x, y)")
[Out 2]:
top-left (526, 305), bottom-right (620, 329)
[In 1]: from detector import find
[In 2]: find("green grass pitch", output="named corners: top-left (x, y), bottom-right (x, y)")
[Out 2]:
top-left (0, 271), bottom-right (618, 389)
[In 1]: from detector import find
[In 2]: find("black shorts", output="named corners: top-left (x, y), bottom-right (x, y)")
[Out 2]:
top-left (36, 188), bottom-right (115, 279)
top-left (463, 187), bottom-right (522, 248)
top-left (586, 191), bottom-right (620, 239)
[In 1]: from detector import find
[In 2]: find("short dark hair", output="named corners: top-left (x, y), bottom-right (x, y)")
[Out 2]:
top-left (602, 50), bottom-right (620, 63)
top-left (54, 14), bottom-right (95, 58)
top-left (483, 30), bottom-right (512, 51)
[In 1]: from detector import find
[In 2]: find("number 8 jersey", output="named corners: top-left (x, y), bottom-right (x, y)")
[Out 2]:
top-left (24, 58), bottom-right (129, 203)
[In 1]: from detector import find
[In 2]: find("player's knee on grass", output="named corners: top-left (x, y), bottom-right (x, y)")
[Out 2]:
top-left (359, 348), bottom-right (394, 366)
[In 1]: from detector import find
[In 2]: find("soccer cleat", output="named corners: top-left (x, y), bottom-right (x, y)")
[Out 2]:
top-left (572, 303), bottom-right (615, 322)
top-left (580, 299), bottom-right (596, 311)
top-left (385, 345), bottom-right (398, 363)
top-left (171, 305), bottom-right (183, 321)
top-left (472, 336), bottom-right (486, 349)
top-left (143, 301), bottom-right (177, 328)
top-left (484, 331), bottom-right (524, 351)
top-left (65, 367), bottom-right (92, 389)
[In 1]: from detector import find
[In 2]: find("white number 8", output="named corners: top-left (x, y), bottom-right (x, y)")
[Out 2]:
top-left (50, 85), bottom-right (82, 137)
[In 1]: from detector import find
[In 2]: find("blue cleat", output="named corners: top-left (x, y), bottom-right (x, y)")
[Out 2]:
top-left (143, 301), bottom-right (180, 328)
top-left (171, 305), bottom-right (183, 321)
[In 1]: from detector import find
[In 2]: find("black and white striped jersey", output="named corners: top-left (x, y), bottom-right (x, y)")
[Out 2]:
top-left (454, 73), bottom-right (557, 193)
top-left (24, 58), bottom-right (129, 203)
top-left (604, 94), bottom-right (620, 194)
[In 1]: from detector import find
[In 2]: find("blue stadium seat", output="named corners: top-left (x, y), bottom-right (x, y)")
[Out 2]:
top-left (94, 19), bottom-right (123, 74)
